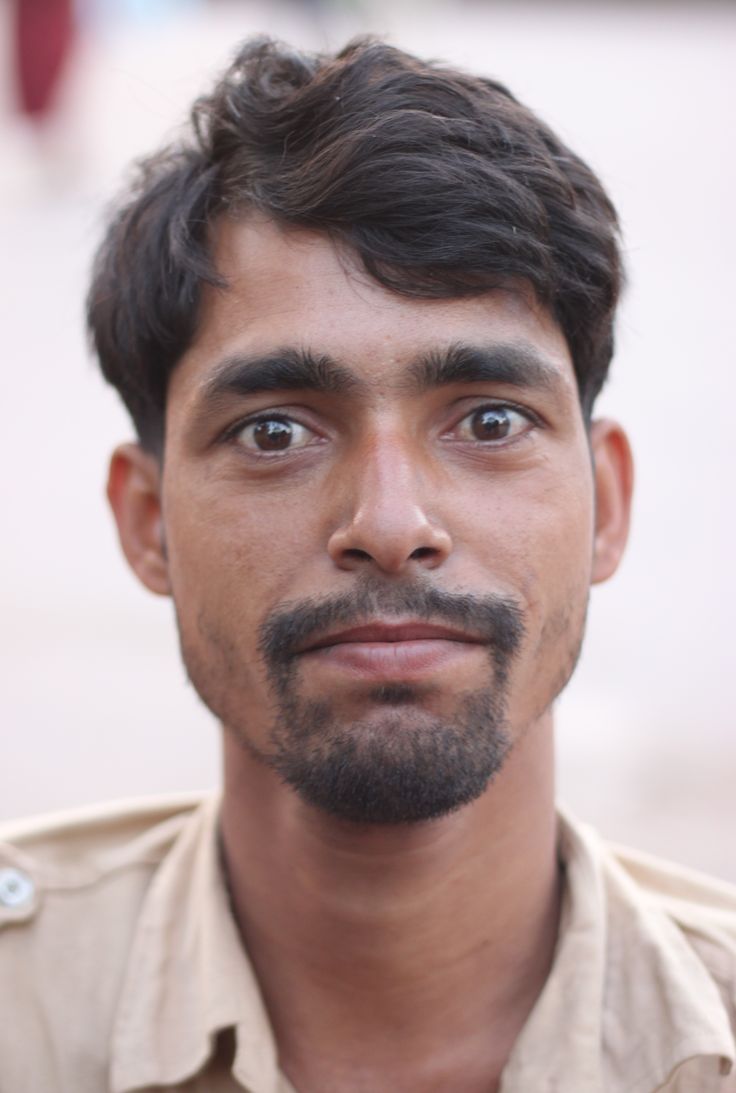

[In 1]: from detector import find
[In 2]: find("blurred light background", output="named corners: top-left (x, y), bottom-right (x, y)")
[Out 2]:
top-left (1, 0), bottom-right (734, 877)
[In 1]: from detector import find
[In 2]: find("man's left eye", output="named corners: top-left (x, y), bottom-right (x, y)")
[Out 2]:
top-left (453, 405), bottom-right (532, 443)
top-left (236, 416), bottom-right (315, 453)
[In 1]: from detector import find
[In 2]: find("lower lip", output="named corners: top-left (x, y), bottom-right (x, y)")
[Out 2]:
top-left (303, 639), bottom-right (483, 680)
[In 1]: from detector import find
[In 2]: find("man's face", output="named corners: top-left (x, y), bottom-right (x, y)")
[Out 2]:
top-left (154, 215), bottom-right (609, 823)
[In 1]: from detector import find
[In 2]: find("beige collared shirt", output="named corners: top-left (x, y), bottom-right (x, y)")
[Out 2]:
top-left (1, 793), bottom-right (734, 1092)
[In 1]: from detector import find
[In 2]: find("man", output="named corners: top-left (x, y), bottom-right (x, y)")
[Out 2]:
top-left (1, 36), bottom-right (734, 1092)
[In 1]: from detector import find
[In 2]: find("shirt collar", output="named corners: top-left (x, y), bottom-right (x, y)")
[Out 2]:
top-left (111, 794), bottom-right (286, 1093)
top-left (501, 810), bottom-right (735, 1092)
top-left (111, 797), bottom-right (735, 1093)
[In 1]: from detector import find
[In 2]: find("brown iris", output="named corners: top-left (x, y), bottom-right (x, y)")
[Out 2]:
top-left (470, 407), bottom-right (511, 440)
top-left (253, 419), bottom-right (293, 451)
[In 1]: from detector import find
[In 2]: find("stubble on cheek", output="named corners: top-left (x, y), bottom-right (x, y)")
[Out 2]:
top-left (175, 603), bottom-right (275, 762)
top-left (524, 582), bottom-right (590, 724)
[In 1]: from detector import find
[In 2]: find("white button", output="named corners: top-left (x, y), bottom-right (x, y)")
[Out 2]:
top-left (0, 867), bottom-right (35, 908)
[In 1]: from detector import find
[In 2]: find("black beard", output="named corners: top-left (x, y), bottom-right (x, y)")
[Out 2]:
top-left (255, 580), bottom-right (525, 825)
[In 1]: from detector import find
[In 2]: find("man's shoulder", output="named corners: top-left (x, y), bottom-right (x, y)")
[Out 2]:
top-left (0, 789), bottom-right (208, 854)
top-left (608, 838), bottom-right (736, 937)
top-left (0, 790), bottom-right (209, 929)
top-left (557, 816), bottom-right (736, 1087)
top-left (605, 833), bottom-right (736, 1053)
top-left (613, 839), bottom-right (736, 967)
top-left (0, 793), bottom-right (214, 1091)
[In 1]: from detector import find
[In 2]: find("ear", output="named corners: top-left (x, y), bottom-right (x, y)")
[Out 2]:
top-left (106, 443), bottom-right (171, 596)
top-left (589, 419), bottom-right (634, 585)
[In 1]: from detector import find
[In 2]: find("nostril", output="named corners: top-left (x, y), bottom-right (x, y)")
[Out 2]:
top-left (410, 547), bottom-right (437, 561)
top-left (343, 548), bottom-right (373, 562)
top-left (328, 519), bottom-right (452, 573)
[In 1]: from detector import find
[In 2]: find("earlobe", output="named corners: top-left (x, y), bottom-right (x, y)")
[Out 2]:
top-left (589, 419), bottom-right (634, 585)
top-left (106, 443), bottom-right (171, 596)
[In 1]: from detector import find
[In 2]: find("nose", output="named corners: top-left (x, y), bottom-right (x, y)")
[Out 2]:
top-left (326, 434), bottom-right (453, 575)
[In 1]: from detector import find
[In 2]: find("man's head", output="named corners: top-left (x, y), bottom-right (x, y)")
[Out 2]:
top-left (89, 36), bottom-right (622, 454)
top-left (95, 38), bottom-right (632, 825)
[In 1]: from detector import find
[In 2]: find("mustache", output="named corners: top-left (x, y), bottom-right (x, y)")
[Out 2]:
top-left (258, 580), bottom-right (525, 674)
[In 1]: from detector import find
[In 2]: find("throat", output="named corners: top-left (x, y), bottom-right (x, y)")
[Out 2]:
top-left (219, 718), bottom-right (561, 1090)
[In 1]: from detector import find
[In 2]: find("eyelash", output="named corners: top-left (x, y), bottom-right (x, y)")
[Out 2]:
top-left (222, 412), bottom-right (322, 456)
top-left (444, 401), bottom-right (541, 443)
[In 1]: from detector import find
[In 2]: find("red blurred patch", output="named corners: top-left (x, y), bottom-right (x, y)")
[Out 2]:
top-left (14, 0), bottom-right (76, 120)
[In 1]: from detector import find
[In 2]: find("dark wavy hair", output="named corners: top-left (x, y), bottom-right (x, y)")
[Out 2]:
top-left (88, 36), bottom-right (623, 451)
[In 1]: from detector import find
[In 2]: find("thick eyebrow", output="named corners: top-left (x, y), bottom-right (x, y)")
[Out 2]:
top-left (197, 348), bottom-right (361, 411)
top-left (194, 341), bottom-right (566, 425)
top-left (409, 342), bottom-right (566, 395)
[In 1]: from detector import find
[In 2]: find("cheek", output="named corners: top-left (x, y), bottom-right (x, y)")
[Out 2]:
top-left (458, 461), bottom-right (595, 593)
top-left (525, 485), bottom-right (595, 624)
top-left (454, 454), bottom-right (593, 639)
top-left (162, 471), bottom-right (323, 638)
top-left (500, 475), bottom-right (595, 710)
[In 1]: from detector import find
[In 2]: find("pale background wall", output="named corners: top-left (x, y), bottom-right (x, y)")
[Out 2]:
top-left (1, 0), bottom-right (734, 878)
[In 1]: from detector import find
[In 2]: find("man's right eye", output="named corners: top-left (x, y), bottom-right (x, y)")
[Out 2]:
top-left (235, 416), bottom-right (316, 453)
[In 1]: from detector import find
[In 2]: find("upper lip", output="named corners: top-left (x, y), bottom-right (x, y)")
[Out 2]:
top-left (300, 621), bottom-right (487, 653)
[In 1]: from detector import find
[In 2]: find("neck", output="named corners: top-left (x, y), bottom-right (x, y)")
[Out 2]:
top-left (220, 714), bottom-right (560, 1093)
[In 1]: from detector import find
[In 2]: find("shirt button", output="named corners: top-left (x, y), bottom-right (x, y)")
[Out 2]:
top-left (0, 867), bottom-right (35, 908)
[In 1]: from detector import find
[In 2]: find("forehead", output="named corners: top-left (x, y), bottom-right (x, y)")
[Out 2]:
top-left (174, 214), bottom-right (577, 399)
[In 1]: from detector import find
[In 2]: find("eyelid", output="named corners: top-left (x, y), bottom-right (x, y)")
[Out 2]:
top-left (222, 409), bottom-right (319, 443)
top-left (221, 410), bottom-right (333, 464)
top-left (445, 399), bottom-right (543, 435)
top-left (216, 399), bottom-right (543, 455)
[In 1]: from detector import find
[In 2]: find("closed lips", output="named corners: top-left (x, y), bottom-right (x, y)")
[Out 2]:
top-left (302, 623), bottom-right (486, 651)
